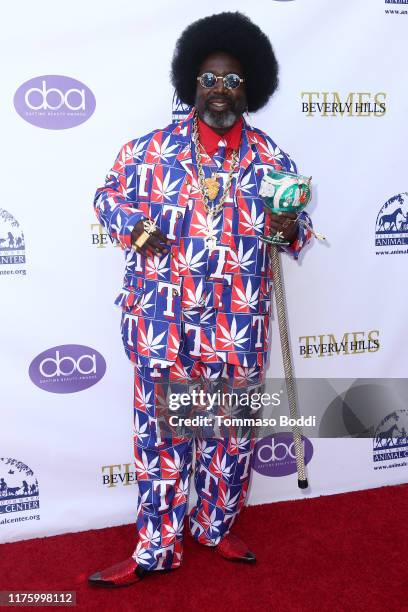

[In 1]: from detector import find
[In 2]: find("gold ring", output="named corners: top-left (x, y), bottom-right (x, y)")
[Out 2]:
top-left (142, 219), bottom-right (157, 235)
top-left (133, 230), bottom-right (150, 249)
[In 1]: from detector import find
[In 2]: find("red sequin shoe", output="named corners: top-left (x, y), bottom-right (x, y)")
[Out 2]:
top-left (88, 557), bottom-right (148, 588)
top-left (216, 534), bottom-right (256, 564)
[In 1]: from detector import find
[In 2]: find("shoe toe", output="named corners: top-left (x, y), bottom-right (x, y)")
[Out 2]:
top-left (87, 558), bottom-right (145, 588)
top-left (216, 534), bottom-right (256, 563)
top-left (244, 551), bottom-right (256, 563)
top-left (88, 571), bottom-right (102, 583)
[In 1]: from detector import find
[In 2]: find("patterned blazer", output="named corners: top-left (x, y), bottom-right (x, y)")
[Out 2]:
top-left (94, 110), bottom-right (312, 369)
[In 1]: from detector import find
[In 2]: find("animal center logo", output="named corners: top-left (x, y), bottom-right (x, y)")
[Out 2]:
top-left (373, 409), bottom-right (408, 469)
top-left (0, 208), bottom-right (26, 276)
top-left (0, 457), bottom-right (39, 516)
top-left (375, 192), bottom-right (408, 255)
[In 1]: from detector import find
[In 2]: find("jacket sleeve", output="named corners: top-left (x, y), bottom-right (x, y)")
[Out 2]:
top-left (283, 210), bottom-right (313, 259)
top-left (279, 154), bottom-right (313, 260)
top-left (93, 142), bottom-right (147, 250)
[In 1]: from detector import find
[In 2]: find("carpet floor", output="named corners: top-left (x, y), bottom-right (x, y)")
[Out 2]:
top-left (1, 483), bottom-right (407, 611)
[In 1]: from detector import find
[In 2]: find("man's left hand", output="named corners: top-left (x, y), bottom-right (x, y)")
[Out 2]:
top-left (264, 209), bottom-right (298, 243)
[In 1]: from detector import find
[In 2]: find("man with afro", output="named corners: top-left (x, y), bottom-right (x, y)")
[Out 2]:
top-left (89, 11), bottom-right (312, 587)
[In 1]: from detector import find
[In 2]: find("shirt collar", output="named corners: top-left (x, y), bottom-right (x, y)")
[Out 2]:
top-left (197, 116), bottom-right (243, 156)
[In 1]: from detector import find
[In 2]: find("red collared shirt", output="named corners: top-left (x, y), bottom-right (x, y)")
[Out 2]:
top-left (197, 116), bottom-right (243, 156)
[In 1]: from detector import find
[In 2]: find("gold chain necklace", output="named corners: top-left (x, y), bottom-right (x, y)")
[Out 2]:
top-left (192, 113), bottom-right (239, 218)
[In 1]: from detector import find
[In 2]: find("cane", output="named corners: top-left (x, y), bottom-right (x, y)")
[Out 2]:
top-left (259, 169), bottom-right (321, 489)
top-left (269, 245), bottom-right (308, 488)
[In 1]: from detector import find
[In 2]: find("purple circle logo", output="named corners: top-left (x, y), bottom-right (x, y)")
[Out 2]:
top-left (29, 344), bottom-right (106, 393)
top-left (14, 75), bottom-right (96, 130)
top-left (253, 433), bottom-right (313, 477)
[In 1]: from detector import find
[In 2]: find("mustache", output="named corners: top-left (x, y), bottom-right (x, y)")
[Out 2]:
top-left (205, 95), bottom-right (234, 108)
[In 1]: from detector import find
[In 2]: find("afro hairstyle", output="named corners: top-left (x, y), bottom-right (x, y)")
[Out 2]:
top-left (171, 12), bottom-right (279, 113)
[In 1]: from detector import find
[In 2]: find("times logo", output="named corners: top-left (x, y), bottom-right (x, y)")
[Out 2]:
top-left (298, 330), bottom-right (380, 359)
top-left (301, 92), bottom-right (386, 117)
top-left (101, 463), bottom-right (138, 488)
top-left (90, 223), bottom-right (119, 248)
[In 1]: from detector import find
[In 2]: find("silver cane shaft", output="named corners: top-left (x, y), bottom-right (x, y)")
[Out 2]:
top-left (269, 245), bottom-right (308, 489)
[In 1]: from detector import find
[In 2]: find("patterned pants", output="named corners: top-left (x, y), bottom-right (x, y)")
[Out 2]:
top-left (132, 310), bottom-right (264, 571)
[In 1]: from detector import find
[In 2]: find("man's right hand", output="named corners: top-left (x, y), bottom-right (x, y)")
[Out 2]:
top-left (131, 219), bottom-right (171, 257)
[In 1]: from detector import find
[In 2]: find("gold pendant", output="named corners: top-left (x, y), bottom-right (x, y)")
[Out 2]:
top-left (204, 174), bottom-right (220, 201)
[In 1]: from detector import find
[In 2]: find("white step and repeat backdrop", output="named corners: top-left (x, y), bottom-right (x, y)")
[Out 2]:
top-left (1, 0), bottom-right (407, 542)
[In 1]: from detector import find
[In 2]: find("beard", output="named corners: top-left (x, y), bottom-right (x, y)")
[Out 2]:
top-left (202, 107), bottom-right (237, 129)
top-left (197, 95), bottom-right (246, 129)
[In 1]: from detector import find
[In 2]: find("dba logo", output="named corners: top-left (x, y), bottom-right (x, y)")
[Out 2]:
top-left (29, 344), bottom-right (106, 393)
top-left (14, 75), bottom-right (96, 130)
top-left (375, 192), bottom-right (408, 255)
top-left (253, 433), bottom-right (313, 477)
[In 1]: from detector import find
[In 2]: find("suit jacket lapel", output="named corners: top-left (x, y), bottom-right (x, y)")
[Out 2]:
top-left (237, 118), bottom-right (256, 187)
top-left (173, 112), bottom-right (194, 180)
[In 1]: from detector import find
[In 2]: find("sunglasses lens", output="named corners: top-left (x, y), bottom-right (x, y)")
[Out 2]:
top-left (200, 72), bottom-right (216, 88)
top-left (224, 74), bottom-right (241, 89)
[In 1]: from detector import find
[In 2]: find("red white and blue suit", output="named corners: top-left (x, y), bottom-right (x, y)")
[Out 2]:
top-left (94, 109), bottom-right (312, 571)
